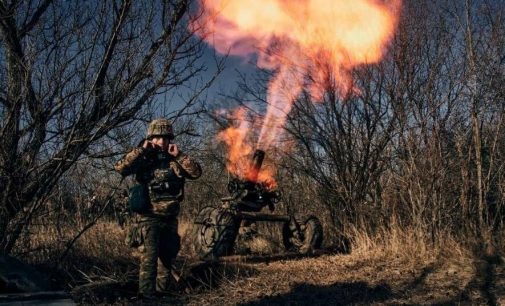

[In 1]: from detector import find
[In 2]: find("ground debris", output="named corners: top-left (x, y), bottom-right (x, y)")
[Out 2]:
top-left (178, 248), bottom-right (503, 306)
top-left (35, 245), bottom-right (505, 305)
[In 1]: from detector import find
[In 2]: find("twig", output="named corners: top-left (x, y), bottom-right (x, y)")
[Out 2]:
top-left (58, 178), bottom-right (124, 262)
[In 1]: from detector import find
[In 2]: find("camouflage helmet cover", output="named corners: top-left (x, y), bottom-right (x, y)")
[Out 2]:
top-left (146, 118), bottom-right (174, 139)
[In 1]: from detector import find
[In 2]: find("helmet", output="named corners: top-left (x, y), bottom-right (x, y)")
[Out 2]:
top-left (146, 119), bottom-right (174, 139)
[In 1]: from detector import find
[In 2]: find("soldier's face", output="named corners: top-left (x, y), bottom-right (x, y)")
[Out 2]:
top-left (151, 136), bottom-right (170, 151)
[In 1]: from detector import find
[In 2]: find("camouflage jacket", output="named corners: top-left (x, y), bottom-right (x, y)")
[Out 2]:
top-left (115, 146), bottom-right (202, 216)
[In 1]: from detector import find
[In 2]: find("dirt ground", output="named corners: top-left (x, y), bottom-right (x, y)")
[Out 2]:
top-left (71, 245), bottom-right (505, 305)
top-left (181, 254), bottom-right (503, 305)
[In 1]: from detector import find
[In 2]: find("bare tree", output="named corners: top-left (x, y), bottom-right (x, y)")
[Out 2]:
top-left (457, 0), bottom-right (505, 239)
top-left (0, 0), bottom-right (216, 254)
top-left (383, 0), bottom-right (505, 241)
top-left (283, 63), bottom-right (398, 231)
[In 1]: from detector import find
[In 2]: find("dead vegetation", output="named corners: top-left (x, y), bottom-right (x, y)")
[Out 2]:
top-left (180, 224), bottom-right (500, 305)
top-left (1, 0), bottom-right (505, 305)
top-left (11, 217), bottom-right (505, 305)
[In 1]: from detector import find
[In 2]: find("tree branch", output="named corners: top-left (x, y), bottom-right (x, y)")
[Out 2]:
top-left (19, 0), bottom-right (53, 37)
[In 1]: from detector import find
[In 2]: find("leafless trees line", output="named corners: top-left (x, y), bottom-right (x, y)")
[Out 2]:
top-left (0, 0), bottom-right (219, 254)
top-left (277, 0), bottom-right (505, 243)
top-left (2, 0), bottom-right (504, 258)
top-left (192, 0), bottom-right (505, 246)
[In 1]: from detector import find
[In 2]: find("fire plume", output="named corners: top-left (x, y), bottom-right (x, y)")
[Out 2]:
top-left (217, 108), bottom-right (275, 185)
top-left (196, 0), bottom-right (401, 183)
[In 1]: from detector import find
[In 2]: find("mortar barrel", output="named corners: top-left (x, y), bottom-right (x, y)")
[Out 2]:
top-left (250, 149), bottom-right (265, 182)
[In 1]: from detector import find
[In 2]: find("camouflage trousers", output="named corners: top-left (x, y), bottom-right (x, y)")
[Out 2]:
top-left (138, 215), bottom-right (180, 295)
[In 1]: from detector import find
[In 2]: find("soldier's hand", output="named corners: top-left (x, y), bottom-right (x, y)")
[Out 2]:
top-left (143, 140), bottom-right (154, 149)
top-left (168, 143), bottom-right (179, 157)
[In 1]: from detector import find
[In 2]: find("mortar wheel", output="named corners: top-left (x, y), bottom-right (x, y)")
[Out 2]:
top-left (192, 206), bottom-right (214, 257)
top-left (282, 215), bottom-right (323, 254)
top-left (193, 207), bottom-right (239, 260)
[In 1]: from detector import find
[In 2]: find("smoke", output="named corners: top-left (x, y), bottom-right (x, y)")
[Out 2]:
top-left (192, 0), bottom-right (401, 180)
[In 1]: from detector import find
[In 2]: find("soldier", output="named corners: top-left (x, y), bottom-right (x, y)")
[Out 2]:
top-left (114, 119), bottom-right (202, 299)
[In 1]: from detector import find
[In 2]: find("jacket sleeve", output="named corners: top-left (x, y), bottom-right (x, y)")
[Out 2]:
top-left (114, 147), bottom-right (146, 177)
top-left (175, 152), bottom-right (202, 180)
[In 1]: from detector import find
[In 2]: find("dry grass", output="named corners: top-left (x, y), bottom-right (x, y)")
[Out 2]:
top-left (14, 219), bottom-right (136, 287)
top-left (12, 217), bottom-right (505, 305)
top-left (348, 223), bottom-right (470, 260)
top-left (182, 226), bottom-right (481, 306)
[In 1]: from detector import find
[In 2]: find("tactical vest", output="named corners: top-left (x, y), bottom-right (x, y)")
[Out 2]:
top-left (147, 151), bottom-right (185, 202)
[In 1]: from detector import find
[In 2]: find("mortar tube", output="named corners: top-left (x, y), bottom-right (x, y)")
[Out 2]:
top-left (249, 149), bottom-right (265, 183)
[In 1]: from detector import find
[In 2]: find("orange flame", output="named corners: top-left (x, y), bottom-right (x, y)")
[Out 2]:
top-left (196, 0), bottom-right (401, 182)
top-left (217, 108), bottom-right (276, 185)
